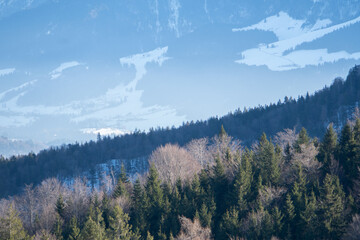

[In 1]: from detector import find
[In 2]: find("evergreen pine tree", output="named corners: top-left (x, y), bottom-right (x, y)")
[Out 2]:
top-left (106, 205), bottom-right (139, 240)
top-left (294, 127), bottom-right (310, 152)
top-left (53, 214), bottom-right (64, 240)
top-left (337, 122), bottom-right (357, 188)
top-left (212, 155), bottom-right (228, 235)
top-left (255, 133), bottom-right (280, 185)
top-left (113, 164), bottom-right (129, 198)
top-left (219, 207), bottom-right (240, 239)
top-left (321, 174), bottom-right (346, 239)
top-left (199, 203), bottom-right (212, 228)
top-left (233, 149), bottom-right (252, 213)
top-left (317, 124), bottom-right (338, 174)
top-left (300, 192), bottom-right (318, 240)
top-left (68, 216), bottom-right (80, 240)
top-left (130, 179), bottom-right (147, 235)
top-left (145, 164), bottom-right (164, 238)
top-left (56, 194), bottom-right (66, 219)
top-left (0, 204), bottom-right (30, 240)
top-left (261, 210), bottom-right (274, 239)
top-left (285, 193), bottom-right (296, 237)
top-left (219, 125), bottom-right (227, 139)
top-left (80, 206), bottom-right (106, 240)
top-left (272, 206), bottom-right (284, 238)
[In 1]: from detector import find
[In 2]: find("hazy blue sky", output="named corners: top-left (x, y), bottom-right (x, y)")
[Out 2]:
top-left (0, 0), bottom-right (360, 144)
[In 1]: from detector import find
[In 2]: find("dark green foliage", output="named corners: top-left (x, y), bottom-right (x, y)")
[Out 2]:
top-left (68, 217), bottom-right (81, 240)
top-left (294, 127), bottom-right (310, 152)
top-left (255, 133), bottom-right (280, 185)
top-left (219, 207), bottom-right (240, 239)
top-left (337, 122), bottom-right (359, 189)
top-left (106, 206), bottom-right (139, 240)
top-left (317, 124), bottom-right (338, 174)
top-left (53, 214), bottom-right (64, 240)
top-left (321, 174), bottom-right (346, 239)
top-left (113, 164), bottom-right (129, 199)
top-left (145, 164), bottom-right (164, 238)
top-left (272, 206), bottom-right (284, 238)
top-left (56, 194), bottom-right (66, 219)
top-left (233, 149), bottom-right (252, 213)
top-left (0, 204), bottom-right (30, 240)
top-left (3, 118), bottom-right (360, 239)
top-left (285, 193), bottom-right (296, 236)
top-left (130, 179), bottom-right (147, 235)
top-left (300, 192), bottom-right (318, 240)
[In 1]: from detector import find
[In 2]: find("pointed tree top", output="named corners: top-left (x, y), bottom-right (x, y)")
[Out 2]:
top-left (219, 125), bottom-right (227, 138)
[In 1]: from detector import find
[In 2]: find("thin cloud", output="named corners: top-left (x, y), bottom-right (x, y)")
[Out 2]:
top-left (49, 61), bottom-right (81, 80)
top-left (0, 47), bottom-right (185, 136)
top-left (0, 68), bottom-right (15, 77)
top-left (168, 0), bottom-right (181, 38)
top-left (233, 12), bottom-right (360, 71)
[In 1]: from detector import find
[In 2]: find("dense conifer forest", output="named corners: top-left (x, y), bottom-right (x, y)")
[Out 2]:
top-left (1, 119), bottom-right (360, 239)
top-left (1, 66), bottom-right (360, 198)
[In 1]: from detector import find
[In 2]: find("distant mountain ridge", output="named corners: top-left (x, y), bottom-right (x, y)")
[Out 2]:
top-left (0, 65), bottom-right (359, 198)
top-left (0, 136), bottom-right (47, 158)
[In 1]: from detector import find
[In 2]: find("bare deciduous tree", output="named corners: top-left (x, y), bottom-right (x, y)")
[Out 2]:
top-left (36, 178), bottom-right (64, 231)
top-left (186, 138), bottom-right (213, 168)
top-left (274, 128), bottom-right (297, 150)
top-left (176, 216), bottom-right (212, 240)
top-left (149, 144), bottom-right (201, 186)
top-left (15, 184), bottom-right (38, 233)
top-left (0, 199), bottom-right (12, 218)
top-left (65, 178), bottom-right (90, 224)
top-left (210, 134), bottom-right (241, 158)
top-left (292, 143), bottom-right (321, 180)
top-left (258, 186), bottom-right (286, 208)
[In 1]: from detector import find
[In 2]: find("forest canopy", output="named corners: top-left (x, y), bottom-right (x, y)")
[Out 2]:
top-left (1, 119), bottom-right (360, 239)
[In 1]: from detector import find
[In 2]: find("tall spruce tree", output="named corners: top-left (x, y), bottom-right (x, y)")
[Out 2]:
top-left (130, 179), bottom-right (147, 235)
top-left (294, 127), bottom-right (310, 152)
top-left (300, 192), bottom-right (318, 240)
top-left (0, 204), bottom-right (30, 240)
top-left (113, 164), bottom-right (129, 198)
top-left (68, 216), bottom-right (80, 240)
top-left (255, 133), bottom-right (280, 185)
top-left (219, 207), bottom-right (240, 239)
top-left (317, 124), bottom-right (338, 174)
top-left (145, 164), bottom-right (164, 238)
top-left (321, 174), bottom-right (346, 239)
top-left (272, 206), bottom-right (284, 238)
top-left (337, 122), bottom-right (357, 188)
top-left (106, 206), bottom-right (139, 240)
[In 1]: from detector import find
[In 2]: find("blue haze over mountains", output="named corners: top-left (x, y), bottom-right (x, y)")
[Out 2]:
top-left (0, 0), bottom-right (360, 149)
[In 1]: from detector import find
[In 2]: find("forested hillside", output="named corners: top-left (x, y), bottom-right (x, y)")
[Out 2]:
top-left (0, 65), bottom-right (359, 198)
top-left (1, 120), bottom-right (360, 239)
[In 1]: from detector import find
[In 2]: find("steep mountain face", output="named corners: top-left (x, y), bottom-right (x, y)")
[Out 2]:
top-left (0, 0), bottom-right (360, 146)
top-left (0, 65), bottom-right (359, 198)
